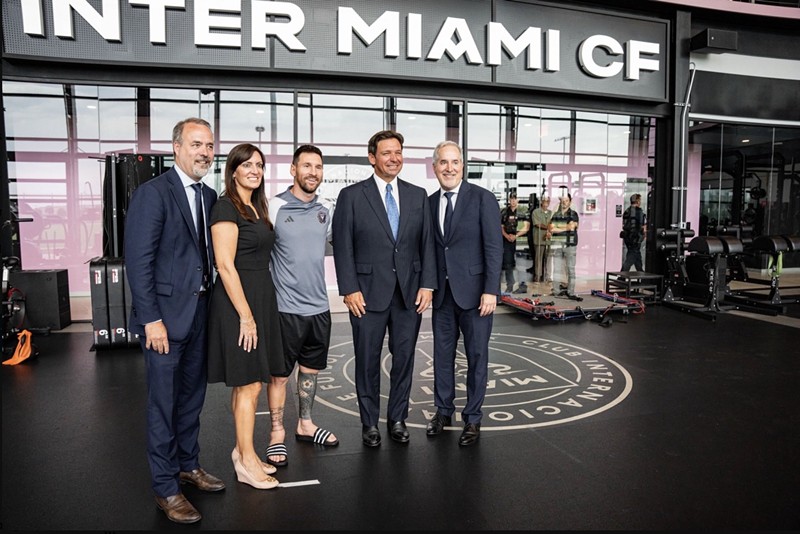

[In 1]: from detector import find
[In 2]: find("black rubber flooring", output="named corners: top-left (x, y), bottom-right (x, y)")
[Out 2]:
top-left (3, 304), bottom-right (799, 530)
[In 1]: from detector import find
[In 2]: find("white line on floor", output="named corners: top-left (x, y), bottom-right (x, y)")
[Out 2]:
top-left (278, 479), bottom-right (321, 488)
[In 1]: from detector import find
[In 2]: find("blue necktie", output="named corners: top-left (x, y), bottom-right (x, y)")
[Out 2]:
top-left (192, 183), bottom-right (210, 289)
top-left (385, 183), bottom-right (399, 240)
top-left (443, 191), bottom-right (454, 240)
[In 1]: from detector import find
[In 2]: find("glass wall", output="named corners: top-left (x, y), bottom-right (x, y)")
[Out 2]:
top-left (465, 104), bottom-right (654, 286)
top-left (3, 80), bottom-right (657, 314)
top-left (687, 120), bottom-right (800, 267)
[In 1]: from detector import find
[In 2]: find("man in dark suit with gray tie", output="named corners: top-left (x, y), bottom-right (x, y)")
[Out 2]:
top-left (125, 118), bottom-right (224, 524)
top-left (332, 130), bottom-right (437, 448)
top-left (426, 140), bottom-right (503, 446)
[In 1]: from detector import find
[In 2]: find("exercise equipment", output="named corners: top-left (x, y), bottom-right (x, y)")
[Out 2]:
top-left (723, 234), bottom-right (800, 311)
top-left (656, 228), bottom-right (776, 321)
top-left (500, 290), bottom-right (644, 323)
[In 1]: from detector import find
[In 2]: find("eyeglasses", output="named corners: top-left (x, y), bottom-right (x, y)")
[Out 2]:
top-left (240, 162), bottom-right (264, 170)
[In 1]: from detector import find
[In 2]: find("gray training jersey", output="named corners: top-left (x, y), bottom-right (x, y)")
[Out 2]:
top-left (269, 187), bottom-right (333, 315)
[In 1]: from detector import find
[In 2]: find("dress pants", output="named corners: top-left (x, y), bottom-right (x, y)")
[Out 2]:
top-left (431, 281), bottom-right (492, 425)
top-left (533, 244), bottom-right (550, 281)
top-left (350, 283), bottom-right (421, 426)
top-left (143, 296), bottom-right (208, 498)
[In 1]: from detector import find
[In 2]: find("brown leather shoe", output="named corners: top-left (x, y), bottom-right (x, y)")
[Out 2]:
top-left (155, 493), bottom-right (201, 524)
top-left (179, 467), bottom-right (226, 492)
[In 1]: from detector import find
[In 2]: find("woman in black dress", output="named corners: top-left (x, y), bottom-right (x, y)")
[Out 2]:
top-left (207, 143), bottom-right (285, 490)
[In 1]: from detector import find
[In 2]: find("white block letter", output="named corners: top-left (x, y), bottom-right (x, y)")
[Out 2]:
top-left (53, 0), bottom-right (121, 41)
top-left (21, 0), bottom-right (45, 36)
top-left (579, 34), bottom-right (623, 78)
top-left (195, 0), bottom-right (241, 48)
top-left (546, 29), bottom-right (560, 72)
top-left (251, 0), bottom-right (306, 51)
top-left (487, 22), bottom-right (541, 69)
top-left (407, 13), bottom-right (422, 59)
top-left (427, 17), bottom-right (483, 64)
top-left (129, 0), bottom-right (186, 44)
top-left (626, 40), bottom-right (660, 80)
top-left (338, 7), bottom-right (399, 57)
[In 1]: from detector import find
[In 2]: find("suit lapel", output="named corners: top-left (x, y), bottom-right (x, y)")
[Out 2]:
top-left (447, 181), bottom-right (471, 241)
top-left (396, 179), bottom-right (412, 240)
top-left (362, 177), bottom-right (395, 241)
top-left (431, 191), bottom-right (444, 244)
top-left (201, 186), bottom-right (214, 268)
top-left (167, 169), bottom-right (203, 253)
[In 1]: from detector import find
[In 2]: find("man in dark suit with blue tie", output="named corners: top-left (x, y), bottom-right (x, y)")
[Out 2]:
top-left (125, 118), bottom-right (224, 524)
top-left (426, 140), bottom-right (503, 446)
top-left (332, 130), bottom-right (437, 448)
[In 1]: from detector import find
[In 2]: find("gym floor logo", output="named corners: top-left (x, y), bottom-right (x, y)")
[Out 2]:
top-left (316, 333), bottom-right (632, 430)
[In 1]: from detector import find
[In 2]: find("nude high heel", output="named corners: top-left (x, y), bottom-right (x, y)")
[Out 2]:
top-left (233, 455), bottom-right (279, 490)
top-left (231, 447), bottom-right (277, 475)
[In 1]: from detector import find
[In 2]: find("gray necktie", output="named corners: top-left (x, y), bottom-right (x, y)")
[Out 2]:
top-left (386, 183), bottom-right (399, 240)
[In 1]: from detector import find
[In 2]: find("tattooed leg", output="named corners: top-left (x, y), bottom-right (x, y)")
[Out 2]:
top-left (296, 368), bottom-right (337, 444)
top-left (267, 376), bottom-right (289, 464)
top-left (297, 370), bottom-right (318, 421)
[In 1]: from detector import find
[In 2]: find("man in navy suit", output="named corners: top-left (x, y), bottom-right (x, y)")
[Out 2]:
top-left (425, 140), bottom-right (503, 446)
top-left (332, 130), bottom-right (437, 448)
top-left (125, 118), bottom-right (224, 524)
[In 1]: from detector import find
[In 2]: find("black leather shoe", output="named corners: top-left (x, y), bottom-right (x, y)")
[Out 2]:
top-left (426, 413), bottom-right (451, 436)
top-left (387, 420), bottom-right (410, 443)
top-left (458, 423), bottom-right (481, 447)
top-left (362, 425), bottom-right (381, 447)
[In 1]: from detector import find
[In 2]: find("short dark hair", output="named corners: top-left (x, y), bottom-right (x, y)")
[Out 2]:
top-left (368, 130), bottom-right (404, 156)
top-left (630, 193), bottom-right (642, 204)
top-left (293, 144), bottom-right (322, 165)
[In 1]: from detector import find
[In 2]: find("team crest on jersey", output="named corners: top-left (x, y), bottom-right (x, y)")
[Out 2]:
top-left (318, 211), bottom-right (327, 224)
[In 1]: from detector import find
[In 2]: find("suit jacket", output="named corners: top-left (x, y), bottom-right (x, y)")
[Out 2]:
top-left (429, 180), bottom-right (503, 309)
top-left (125, 167), bottom-right (217, 341)
top-left (332, 175), bottom-right (437, 312)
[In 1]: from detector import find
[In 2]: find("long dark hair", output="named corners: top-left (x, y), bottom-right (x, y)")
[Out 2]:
top-left (223, 143), bottom-right (272, 229)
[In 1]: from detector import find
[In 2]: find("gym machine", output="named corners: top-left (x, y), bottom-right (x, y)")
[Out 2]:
top-left (723, 234), bottom-right (800, 312)
top-left (656, 228), bottom-right (775, 321)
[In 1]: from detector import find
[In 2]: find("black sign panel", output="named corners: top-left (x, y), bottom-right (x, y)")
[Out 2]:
top-left (2, 0), bottom-right (668, 101)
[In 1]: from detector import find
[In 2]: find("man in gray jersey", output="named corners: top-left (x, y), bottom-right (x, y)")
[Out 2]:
top-left (266, 145), bottom-right (338, 468)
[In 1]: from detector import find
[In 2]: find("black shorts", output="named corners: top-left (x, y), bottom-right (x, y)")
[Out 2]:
top-left (274, 311), bottom-right (331, 377)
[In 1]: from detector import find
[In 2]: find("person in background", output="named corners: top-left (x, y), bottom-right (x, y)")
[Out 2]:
top-left (621, 193), bottom-right (647, 271)
top-left (530, 196), bottom-right (553, 284)
top-left (332, 130), bottom-right (437, 448)
top-left (500, 192), bottom-right (530, 294)
top-left (207, 143), bottom-right (285, 490)
top-left (266, 144), bottom-right (338, 468)
top-left (425, 140), bottom-right (502, 446)
top-left (548, 192), bottom-right (580, 300)
top-left (125, 117), bottom-right (224, 524)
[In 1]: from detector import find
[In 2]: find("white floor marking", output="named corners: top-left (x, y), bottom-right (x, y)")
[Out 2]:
top-left (277, 479), bottom-right (321, 488)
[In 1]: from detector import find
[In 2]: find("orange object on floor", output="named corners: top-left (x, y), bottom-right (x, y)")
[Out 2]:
top-left (2, 329), bottom-right (33, 365)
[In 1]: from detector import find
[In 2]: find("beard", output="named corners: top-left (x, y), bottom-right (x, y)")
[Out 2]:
top-left (190, 160), bottom-right (211, 179)
top-left (298, 176), bottom-right (320, 195)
